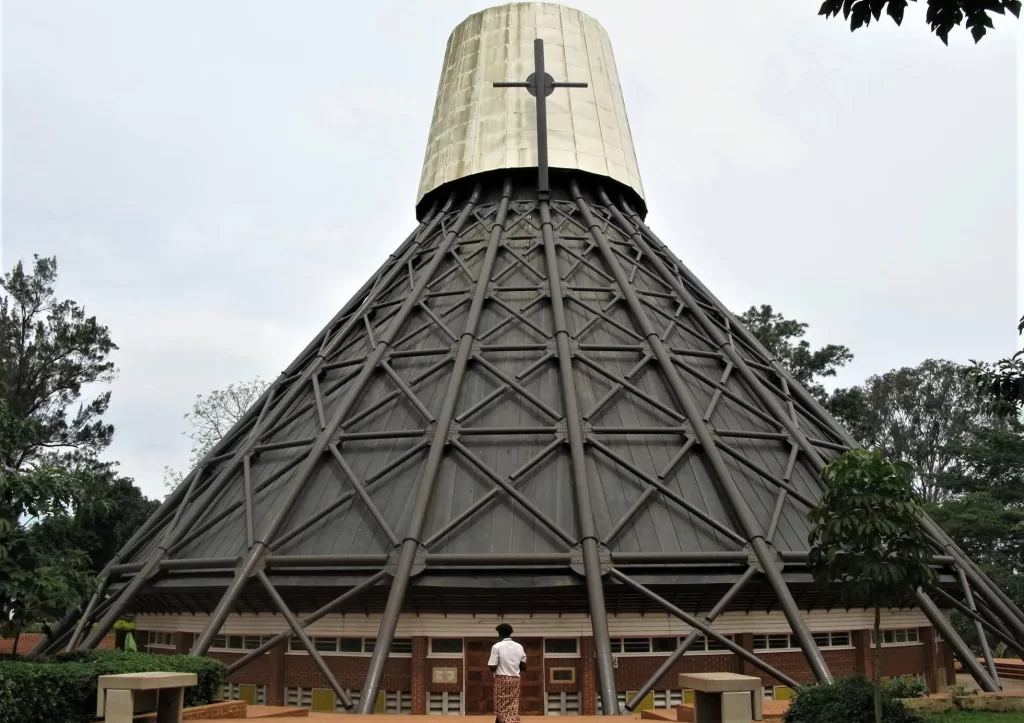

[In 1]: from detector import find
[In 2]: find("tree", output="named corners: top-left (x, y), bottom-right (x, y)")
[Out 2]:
top-left (819, 0), bottom-right (1021, 44)
top-left (34, 470), bottom-right (159, 574)
top-left (0, 255), bottom-right (117, 470)
top-left (164, 377), bottom-right (269, 490)
top-left (0, 398), bottom-right (97, 653)
top-left (807, 449), bottom-right (936, 723)
top-left (968, 314), bottom-right (1024, 419)
top-left (739, 304), bottom-right (854, 404)
top-left (827, 359), bottom-right (992, 502)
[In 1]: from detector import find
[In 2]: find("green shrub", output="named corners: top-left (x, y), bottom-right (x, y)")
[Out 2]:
top-left (0, 650), bottom-right (227, 723)
top-left (784, 675), bottom-right (924, 723)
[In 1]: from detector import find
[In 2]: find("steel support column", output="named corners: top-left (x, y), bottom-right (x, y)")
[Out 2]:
top-left (959, 568), bottom-right (1000, 688)
top-left (624, 566), bottom-right (757, 711)
top-left (611, 569), bottom-right (801, 689)
top-left (191, 191), bottom-right (478, 658)
top-left (539, 197), bottom-right (619, 713)
top-left (357, 182), bottom-right (508, 713)
top-left (574, 182), bottom-right (831, 682)
top-left (915, 589), bottom-right (999, 691)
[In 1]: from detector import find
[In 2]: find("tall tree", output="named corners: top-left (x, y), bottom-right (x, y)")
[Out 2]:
top-left (0, 255), bottom-right (117, 470)
top-left (164, 377), bottom-right (269, 490)
top-left (0, 255), bottom-right (138, 648)
top-left (827, 359), bottom-right (991, 502)
top-left (819, 0), bottom-right (1020, 44)
top-left (739, 304), bottom-right (854, 403)
top-left (807, 449), bottom-right (936, 723)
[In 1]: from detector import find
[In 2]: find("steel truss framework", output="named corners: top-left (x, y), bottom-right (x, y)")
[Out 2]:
top-left (36, 173), bottom-right (1024, 714)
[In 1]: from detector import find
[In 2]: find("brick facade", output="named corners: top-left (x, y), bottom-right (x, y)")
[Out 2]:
top-left (130, 623), bottom-right (951, 714)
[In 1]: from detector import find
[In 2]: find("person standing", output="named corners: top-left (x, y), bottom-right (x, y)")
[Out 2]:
top-left (489, 623), bottom-right (527, 723)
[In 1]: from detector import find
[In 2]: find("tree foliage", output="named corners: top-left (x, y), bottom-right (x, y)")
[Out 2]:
top-left (827, 359), bottom-right (992, 502)
top-left (0, 256), bottom-right (117, 470)
top-left (969, 314), bottom-right (1024, 419)
top-left (808, 449), bottom-right (936, 723)
top-left (164, 376), bottom-right (268, 490)
top-left (739, 304), bottom-right (854, 403)
top-left (0, 255), bottom-right (153, 648)
top-left (819, 0), bottom-right (1021, 44)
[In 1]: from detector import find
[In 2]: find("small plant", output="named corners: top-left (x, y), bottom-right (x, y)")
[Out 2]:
top-left (885, 676), bottom-right (928, 699)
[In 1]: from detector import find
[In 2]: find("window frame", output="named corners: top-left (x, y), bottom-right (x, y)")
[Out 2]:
top-left (286, 636), bottom-right (411, 657)
top-left (146, 631), bottom-right (175, 649)
top-left (871, 628), bottom-right (922, 648)
top-left (428, 637), bottom-right (465, 658)
top-left (543, 638), bottom-right (580, 657)
top-left (754, 631), bottom-right (854, 652)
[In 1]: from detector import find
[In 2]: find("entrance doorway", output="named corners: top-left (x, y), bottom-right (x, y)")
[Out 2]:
top-left (464, 637), bottom-right (543, 715)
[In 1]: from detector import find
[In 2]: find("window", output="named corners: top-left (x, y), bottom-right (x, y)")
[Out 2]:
top-left (693, 634), bottom-right (733, 653)
top-left (212, 635), bottom-right (272, 652)
top-left (549, 667), bottom-right (576, 684)
top-left (428, 691), bottom-right (462, 715)
top-left (546, 691), bottom-right (580, 715)
top-left (147, 631), bottom-right (174, 648)
top-left (289, 636), bottom-right (407, 656)
top-left (652, 637), bottom-right (677, 653)
top-left (544, 638), bottom-right (579, 656)
top-left (872, 628), bottom-right (920, 646)
top-left (755, 632), bottom-right (852, 651)
top-left (314, 637), bottom-right (338, 653)
top-left (811, 632), bottom-right (853, 649)
top-left (391, 638), bottom-right (412, 654)
top-left (608, 635), bottom-right (734, 655)
top-left (430, 638), bottom-right (464, 656)
top-left (339, 637), bottom-right (362, 653)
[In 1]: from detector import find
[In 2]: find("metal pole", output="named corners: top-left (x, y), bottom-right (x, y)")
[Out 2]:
top-left (539, 196), bottom-right (619, 713)
top-left (192, 190), bottom-right (479, 658)
top-left (958, 568), bottom-right (1000, 687)
top-left (610, 569), bottom-right (801, 689)
top-left (576, 182), bottom-right (831, 683)
top-left (228, 571), bottom-right (388, 675)
top-left (624, 566), bottom-right (757, 711)
top-left (356, 181), bottom-right (508, 713)
top-left (915, 589), bottom-right (999, 692)
top-left (256, 571), bottom-right (354, 710)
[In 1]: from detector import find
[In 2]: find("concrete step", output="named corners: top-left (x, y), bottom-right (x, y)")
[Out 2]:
top-left (247, 706), bottom-right (310, 718)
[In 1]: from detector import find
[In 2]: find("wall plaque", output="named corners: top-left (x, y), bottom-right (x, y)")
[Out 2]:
top-left (432, 667), bottom-right (458, 684)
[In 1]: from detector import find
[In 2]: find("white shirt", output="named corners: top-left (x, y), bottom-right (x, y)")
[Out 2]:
top-left (488, 638), bottom-right (526, 677)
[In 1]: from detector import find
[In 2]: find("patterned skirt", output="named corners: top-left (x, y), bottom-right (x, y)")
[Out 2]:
top-left (494, 674), bottom-right (521, 723)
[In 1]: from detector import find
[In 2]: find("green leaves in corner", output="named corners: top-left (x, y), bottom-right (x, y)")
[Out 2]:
top-left (818, 0), bottom-right (1021, 44)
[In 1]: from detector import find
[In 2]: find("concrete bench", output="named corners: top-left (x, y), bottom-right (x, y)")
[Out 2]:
top-left (679, 673), bottom-right (764, 723)
top-left (97, 672), bottom-right (197, 723)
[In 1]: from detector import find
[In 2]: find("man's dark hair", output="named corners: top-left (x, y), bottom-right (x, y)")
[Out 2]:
top-left (496, 623), bottom-right (514, 638)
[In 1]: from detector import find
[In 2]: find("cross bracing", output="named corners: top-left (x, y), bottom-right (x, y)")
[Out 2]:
top-left (37, 173), bottom-right (1024, 714)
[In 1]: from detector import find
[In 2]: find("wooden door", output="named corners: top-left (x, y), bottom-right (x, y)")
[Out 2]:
top-left (465, 637), bottom-right (544, 716)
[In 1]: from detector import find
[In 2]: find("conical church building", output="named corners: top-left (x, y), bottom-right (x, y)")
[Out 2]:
top-left (38, 2), bottom-right (1024, 716)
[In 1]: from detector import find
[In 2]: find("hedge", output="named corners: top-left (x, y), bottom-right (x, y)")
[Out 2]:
top-left (0, 650), bottom-right (227, 723)
top-left (784, 675), bottom-right (924, 723)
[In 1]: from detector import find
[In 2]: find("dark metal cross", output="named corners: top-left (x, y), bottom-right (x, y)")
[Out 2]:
top-left (494, 38), bottom-right (588, 199)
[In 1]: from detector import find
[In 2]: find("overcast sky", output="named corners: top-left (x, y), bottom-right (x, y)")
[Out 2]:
top-left (3, 1), bottom-right (1019, 500)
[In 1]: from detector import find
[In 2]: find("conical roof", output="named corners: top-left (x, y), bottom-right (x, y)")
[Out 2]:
top-left (41, 2), bottom-right (1023, 710)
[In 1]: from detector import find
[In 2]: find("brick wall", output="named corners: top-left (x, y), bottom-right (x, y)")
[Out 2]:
top-left (0, 632), bottom-right (115, 654)
top-left (424, 657), bottom-right (463, 694)
top-left (614, 651), bottom-right (738, 690)
top-left (581, 635), bottom-right (597, 715)
top-left (411, 637), bottom-right (427, 715)
top-left (283, 652), bottom-right (411, 692)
